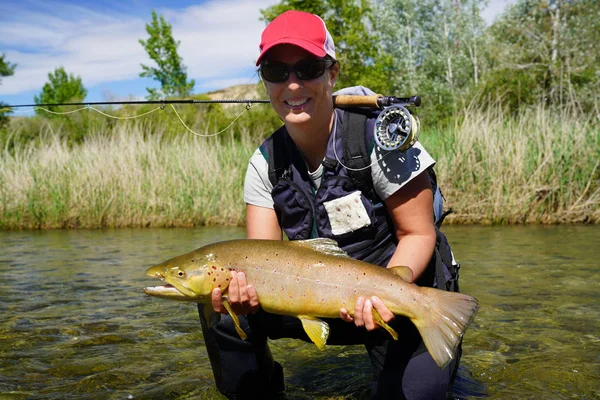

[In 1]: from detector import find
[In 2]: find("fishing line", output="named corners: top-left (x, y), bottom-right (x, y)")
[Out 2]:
top-left (331, 113), bottom-right (394, 172)
top-left (0, 101), bottom-right (260, 138)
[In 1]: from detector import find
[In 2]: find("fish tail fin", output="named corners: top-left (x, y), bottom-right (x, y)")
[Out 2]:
top-left (411, 288), bottom-right (479, 370)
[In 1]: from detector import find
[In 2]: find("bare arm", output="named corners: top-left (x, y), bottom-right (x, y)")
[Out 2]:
top-left (383, 171), bottom-right (436, 281)
top-left (212, 204), bottom-right (281, 315)
top-left (341, 171), bottom-right (436, 330)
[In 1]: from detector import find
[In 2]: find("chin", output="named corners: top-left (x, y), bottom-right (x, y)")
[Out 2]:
top-left (284, 112), bottom-right (313, 126)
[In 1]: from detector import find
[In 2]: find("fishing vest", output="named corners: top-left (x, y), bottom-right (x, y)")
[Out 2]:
top-left (259, 108), bottom-right (460, 292)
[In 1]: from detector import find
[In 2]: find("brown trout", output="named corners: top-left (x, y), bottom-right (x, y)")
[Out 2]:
top-left (144, 238), bottom-right (479, 369)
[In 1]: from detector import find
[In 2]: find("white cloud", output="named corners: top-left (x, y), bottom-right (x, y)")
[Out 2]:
top-left (0, 0), bottom-right (278, 96)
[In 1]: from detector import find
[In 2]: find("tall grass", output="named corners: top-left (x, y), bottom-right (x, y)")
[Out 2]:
top-left (0, 120), bottom-right (256, 229)
top-left (0, 104), bottom-right (598, 229)
top-left (421, 104), bottom-right (600, 224)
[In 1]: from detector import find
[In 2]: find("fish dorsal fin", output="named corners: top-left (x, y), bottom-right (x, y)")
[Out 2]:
top-left (389, 266), bottom-right (413, 282)
top-left (298, 315), bottom-right (330, 350)
top-left (291, 239), bottom-right (350, 258)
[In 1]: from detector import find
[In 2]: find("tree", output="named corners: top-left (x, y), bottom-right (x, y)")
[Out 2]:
top-left (1, 54), bottom-right (17, 129)
top-left (139, 10), bottom-right (195, 100)
top-left (0, 54), bottom-right (16, 84)
top-left (482, 0), bottom-right (600, 112)
top-left (373, 0), bottom-right (487, 122)
top-left (34, 67), bottom-right (87, 115)
top-left (260, 0), bottom-right (391, 94)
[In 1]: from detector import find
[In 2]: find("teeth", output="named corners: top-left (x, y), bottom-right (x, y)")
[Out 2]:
top-left (286, 99), bottom-right (308, 106)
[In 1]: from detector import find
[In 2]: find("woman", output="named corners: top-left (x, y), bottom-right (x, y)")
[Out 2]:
top-left (200, 10), bottom-right (460, 400)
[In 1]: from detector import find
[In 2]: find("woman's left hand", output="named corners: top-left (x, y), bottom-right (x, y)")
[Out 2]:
top-left (340, 296), bottom-right (395, 331)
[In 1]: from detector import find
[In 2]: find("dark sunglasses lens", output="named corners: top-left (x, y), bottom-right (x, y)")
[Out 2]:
top-left (295, 59), bottom-right (327, 80)
top-left (261, 64), bottom-right (289, 83)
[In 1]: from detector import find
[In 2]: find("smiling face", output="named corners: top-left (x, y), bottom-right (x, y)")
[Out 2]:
top-left (261, 44), bottom-right (339, 130)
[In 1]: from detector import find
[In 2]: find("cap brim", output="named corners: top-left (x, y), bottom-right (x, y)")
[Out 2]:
top-left (256, 38), bottom-right (327, 66)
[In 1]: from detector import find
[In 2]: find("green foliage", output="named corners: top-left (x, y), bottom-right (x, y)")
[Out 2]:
top-left (34, 67), bottom-right (87, 114)
top-left (0, 54), bottom-right (17, 129)
top-left (139, 10), bottom-right (195, 100)
top-left (0, 53), bottom-right (16, 82)
top-left (480, 0), bottom-right (600, 113)
top-left (31, 67), bottom-right (88, 143)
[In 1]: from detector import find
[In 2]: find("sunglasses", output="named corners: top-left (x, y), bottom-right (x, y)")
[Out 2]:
top-left (260, 58), bottom-right (335, 83)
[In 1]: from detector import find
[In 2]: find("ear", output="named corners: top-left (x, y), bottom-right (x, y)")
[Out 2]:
top-left (329, 63), bottom-right (340, 87)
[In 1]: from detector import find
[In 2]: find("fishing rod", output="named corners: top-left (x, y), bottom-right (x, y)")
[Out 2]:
top-left (3, 95), bottom-right (420, 109)
top-left (3, 94), bottom-right (422, 151)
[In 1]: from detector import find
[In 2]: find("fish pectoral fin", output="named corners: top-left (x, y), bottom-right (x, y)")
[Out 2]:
top-left (202, 304), bottom-right (221, 328)
top-left (371, 308), bottom-right (399, 340)
top-left (389, 266), bottom-right (413, 282)
top-left (221, 300), bottom-right (248, 340)
top-left (298, 315), bottom-right (329, 350)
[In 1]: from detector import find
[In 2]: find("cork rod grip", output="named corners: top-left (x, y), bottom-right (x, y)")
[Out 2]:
top-left (333, 94), bottom-right (382, 108)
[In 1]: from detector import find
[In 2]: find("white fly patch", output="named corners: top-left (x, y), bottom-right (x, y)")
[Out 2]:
top-left (323, 191), bottom-right (371, 235)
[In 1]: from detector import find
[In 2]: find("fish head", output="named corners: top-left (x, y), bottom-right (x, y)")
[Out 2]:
top-left (145, 249), bottom-right (232, 300)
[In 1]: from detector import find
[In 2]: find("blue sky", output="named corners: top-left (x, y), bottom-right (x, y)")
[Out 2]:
top-left (1, 0), bottom-right (515, 114)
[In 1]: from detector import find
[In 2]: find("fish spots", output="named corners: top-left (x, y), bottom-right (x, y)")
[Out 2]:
top-left (296, 277), bottom-right (300, 282)
top-left (212, 266), bottom-right (217, 270)
top-left (273, 268), bottom-right (277, 273)
top-left (353, 289), bottom-right (357, 294)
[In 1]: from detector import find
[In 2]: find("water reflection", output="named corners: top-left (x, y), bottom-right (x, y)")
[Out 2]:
top-left (0, 225), bottom-right (598, 399)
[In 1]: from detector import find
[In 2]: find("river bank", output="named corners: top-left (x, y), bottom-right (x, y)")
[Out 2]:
top-left (0, 105), bottom-right (598, 229)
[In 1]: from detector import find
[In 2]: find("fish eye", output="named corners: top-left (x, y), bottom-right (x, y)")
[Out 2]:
top-left (178, 270), bottom-right (186, 277)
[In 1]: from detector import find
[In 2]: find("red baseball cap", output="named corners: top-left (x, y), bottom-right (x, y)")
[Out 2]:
top-left (256, 10), bottom-right (336, 66)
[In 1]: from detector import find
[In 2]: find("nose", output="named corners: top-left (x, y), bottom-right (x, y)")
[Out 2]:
top-left (285, 71), bottom-right (303, 89)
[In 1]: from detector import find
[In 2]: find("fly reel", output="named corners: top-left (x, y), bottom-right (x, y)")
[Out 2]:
top-left (374, 104), bottom-right (420, 151)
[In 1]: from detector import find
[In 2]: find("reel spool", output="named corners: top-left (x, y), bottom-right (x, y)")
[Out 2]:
top-left (374, 104), bottom-right (420, 151)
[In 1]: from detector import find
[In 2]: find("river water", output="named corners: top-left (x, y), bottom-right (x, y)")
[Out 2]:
top-left (0, 225), bottom-right (598, 399)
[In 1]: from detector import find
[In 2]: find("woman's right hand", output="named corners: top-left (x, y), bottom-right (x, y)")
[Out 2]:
top-left (211, 270), bottom-right (260, 315)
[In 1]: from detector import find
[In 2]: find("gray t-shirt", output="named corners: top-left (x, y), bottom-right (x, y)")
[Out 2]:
top-left (244, 112), bottom-right (436, 208)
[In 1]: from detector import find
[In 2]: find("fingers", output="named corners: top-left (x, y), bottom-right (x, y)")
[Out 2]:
top-left (339, 307), bottom-right (353, 322)
top-left (346, 296), bottom-right (394, 332)
top-left (353, 297), bottom-right (366, 327)
top-left (371, 296), bottom-right (395, 322)
top-left (211, 287), bottom-right (225, 313)
top-left (216, 271), bottom-right (260, 315)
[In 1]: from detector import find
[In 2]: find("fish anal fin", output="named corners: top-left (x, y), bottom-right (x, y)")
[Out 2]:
top-left (298, 315), bottom-right (330, 350)
top-left (221, 300), bottom-right (248, 340)
top-left (372, 308), bottom-right (399, 340)
top-left (389, 266), bottom-right (413, 282)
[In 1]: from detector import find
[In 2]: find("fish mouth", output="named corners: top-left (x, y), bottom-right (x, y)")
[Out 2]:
top-left (144, 284), bottom-right (207, 302)
top-left (145, 265), bottom-right (199, 298)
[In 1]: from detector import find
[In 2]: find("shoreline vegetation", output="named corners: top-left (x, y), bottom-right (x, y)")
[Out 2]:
top-left (1, 94), bottom-right (598, 230)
